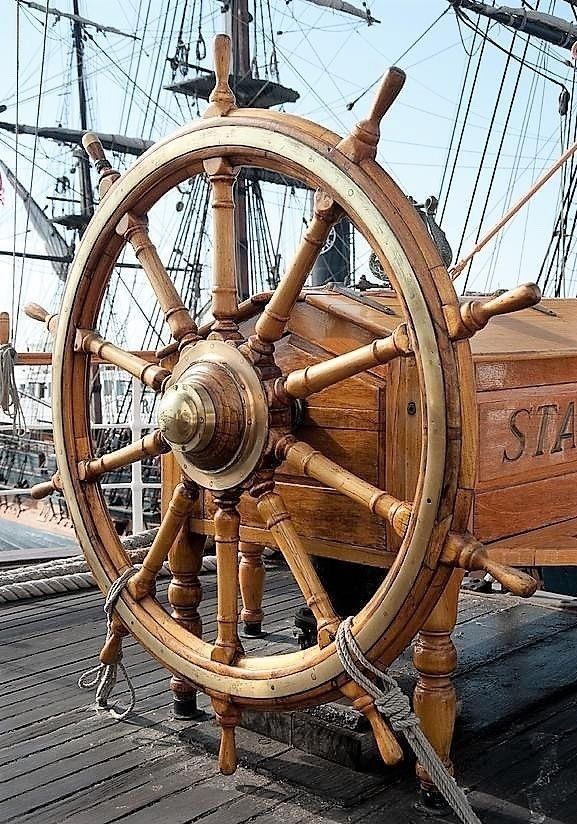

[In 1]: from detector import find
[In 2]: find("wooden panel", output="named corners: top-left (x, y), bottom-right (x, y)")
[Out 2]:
top-left (271, 333), bottom-right (385, 484)
top-left (190, 519), bottom-right (395, 567)
top-left (280, 428), bottom-right (380, 485)
top-left (478, 384), bottom-right (577, 487)
top-left (273, 334), bottom-right (383, 413)
top-left (484, 517), bottom-right (577, 565)
top-left (287, 301), bottom-right (386, 356)
top-left (475, 352), bottom-right (577, 392)
top-left (474, 471), bottom-right (577, 542)
top-left (469, 299), bottom-right (577, 356)
top-left (203, 483), bottom-right (387, 551)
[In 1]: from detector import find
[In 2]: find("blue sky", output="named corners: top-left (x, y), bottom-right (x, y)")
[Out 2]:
top-left (0, 0), bottom-right (575, 346)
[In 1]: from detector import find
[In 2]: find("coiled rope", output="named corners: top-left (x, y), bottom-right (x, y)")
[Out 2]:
top-left (335, 617), bottom-right (482, 824)
top-left (0, 534), bottom-right (274, 603)
top-left (0, 342), bottom-right (25, 434)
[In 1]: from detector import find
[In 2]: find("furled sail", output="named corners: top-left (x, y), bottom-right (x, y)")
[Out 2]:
top-left (0, 123), bottom-right (153, 158)
top-left (0, 159), bottom-right (70, 282)
top-left (454, 1), bottom-right (577, 49)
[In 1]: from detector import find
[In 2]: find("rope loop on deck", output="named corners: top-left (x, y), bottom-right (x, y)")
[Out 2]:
top-left (335, 617), bottom-right (483, 824)
top-left (78, 567), bottom-right (137, 721)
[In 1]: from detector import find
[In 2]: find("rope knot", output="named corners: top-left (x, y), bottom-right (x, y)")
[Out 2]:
top-left (374, 685), bottom-right (418, 732)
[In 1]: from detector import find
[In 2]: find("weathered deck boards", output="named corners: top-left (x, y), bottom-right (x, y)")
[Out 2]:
top-left (0, 518), bottom-right (75, 552)
top-left (1, 562), bottom-right (577, 823)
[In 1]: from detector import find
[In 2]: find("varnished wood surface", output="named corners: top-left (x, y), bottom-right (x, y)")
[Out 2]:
top-left (2, 574), bottom-right (577, 822)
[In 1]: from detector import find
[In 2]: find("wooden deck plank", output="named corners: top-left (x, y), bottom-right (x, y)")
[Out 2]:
top-left (1, 567), bottom-right (577, 823)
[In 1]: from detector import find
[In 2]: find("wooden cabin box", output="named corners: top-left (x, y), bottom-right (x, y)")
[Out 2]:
top-left (166, 290), bottom-right (577, 571)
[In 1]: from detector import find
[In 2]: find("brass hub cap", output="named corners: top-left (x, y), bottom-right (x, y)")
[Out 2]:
top-left (157, 339), bottom-right (269, 490)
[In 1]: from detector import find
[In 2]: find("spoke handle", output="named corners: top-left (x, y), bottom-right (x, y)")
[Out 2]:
top-left (206, 34), bottom-right (236, 116)
top-left (338, 66), bottom-right (406, 162)
top-left (30, 473), bottom-right (61, 500)
top-left (442, 533), bottom-right (538, 598)
top-left (340, 682), bottom-right (403, 765)
top-left (0, 312), bottom-right (9, 345)
top-left (82, 132), bottom-right (110, 166)
top-left (82, 132), bottom-right (120, 197)
top-left (213, 34), bottom-right (231, 90)
top-left (368, 67), bottom-right (407, 128)
top-left (457, 283), bottom-right (541, 339)
top-left (24, 303), bottom-right (58, 336)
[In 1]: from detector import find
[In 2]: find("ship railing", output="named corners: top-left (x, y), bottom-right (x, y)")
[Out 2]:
top-left (1, 350), bottom-right (161, 535)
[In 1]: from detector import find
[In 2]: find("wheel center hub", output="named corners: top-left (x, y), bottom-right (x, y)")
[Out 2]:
top-left (157, 339), bottom-right (269, 490)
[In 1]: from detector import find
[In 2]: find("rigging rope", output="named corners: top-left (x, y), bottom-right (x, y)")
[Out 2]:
top-left (14, 0), bottom-right (51, 343)
top-left (440, 14), bottom-right (491, 225)
top-left (456, 28), bottom-right (519, 284)
top-left (463, 30), bottom-right (532, 292)
top-left (438, 13), bottom-right (480, 208)
top-left (346, 6), bottom-right (451, 111)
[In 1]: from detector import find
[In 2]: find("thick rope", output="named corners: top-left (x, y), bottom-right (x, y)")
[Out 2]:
top-left (0, 541), bottom-right (272, 602)
top-left (78, 567), bottom-right (138, 721)
top-left (335, 617), bottom-right (482, 824)
top-left (0, 343), bottom-right (25, 434)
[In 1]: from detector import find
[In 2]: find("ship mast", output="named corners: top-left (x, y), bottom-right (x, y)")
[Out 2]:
top-left (228, 0), bottom-right (251, 300)
top-left (72, 0), bottom-right (94, 224)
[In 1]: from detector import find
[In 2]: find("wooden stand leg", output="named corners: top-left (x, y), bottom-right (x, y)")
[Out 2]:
top-left (239, 541), bottom-right (265, 636)
top-left (413, 570), bottom-right (462, 805)
top-left (211, 696), bottom-right (242, 775)
top-left (168, 523), bottom-right (205, 718)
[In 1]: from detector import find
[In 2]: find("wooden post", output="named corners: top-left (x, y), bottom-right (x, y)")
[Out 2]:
top-left (204, 157), bottom-right (240, 340)
top-left (0, 313), bottom-right (10, 345)
top-left (211, 489), bottom-right (243, 664)
top-left (239, 541), bottom-right (265, 636)
top-left (168, 522), bottom-right (205, 717)
top-left (413, 570), bottom-right (462, 795)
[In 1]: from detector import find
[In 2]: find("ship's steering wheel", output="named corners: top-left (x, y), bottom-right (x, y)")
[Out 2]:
top-left (27, 35), bottom-right (540, 775)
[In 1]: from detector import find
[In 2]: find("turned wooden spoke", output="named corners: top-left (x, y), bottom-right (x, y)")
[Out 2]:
top-left (126, 482), bottom-right (198, 601)
top-left (441, 532), bottom-right (538, 598)
top-left (253, 482), bottom-right (339, 646)
top-left (169, 524), bottom-right (206, 717)
top-left (282, 324), bottom-right (411, 399)
top-left (239, 542), bottom-right (265, 635)
top-left (78, 430), bottom-right (169, 482)
top-left (211, 489), bottom-right (244, 664)
top-left (117, 215), bottom-right (198, 347)
top-left (24, 303), bottom-right (58, 336)
top-left (279, 438), bottom-right (411, 538)
top-left (253, 481), bottom-right (403, 766)
top-left (448, 283), bottom-right (541, 341)
top-left (76, 328), bottom-right (170, 391)
top-left (337, 66), bottom-right (406, 164)
top-left (204, 157), bottom-right (239, 338)
top-left (83, 133), bottom-right (198, 348)
top-left (254, 191), bottom-right (343, 344)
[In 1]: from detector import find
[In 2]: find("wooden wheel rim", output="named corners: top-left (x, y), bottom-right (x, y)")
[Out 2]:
top-left (53, 114), bottom-right (472, 706)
